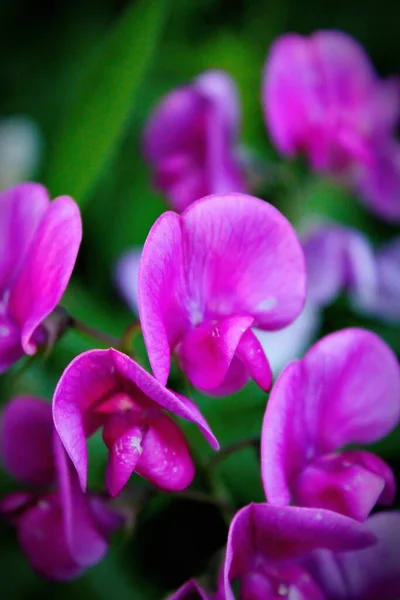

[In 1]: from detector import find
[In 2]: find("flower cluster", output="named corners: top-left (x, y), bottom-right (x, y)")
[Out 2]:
top-left (1, 27), bottom-right (400, 599)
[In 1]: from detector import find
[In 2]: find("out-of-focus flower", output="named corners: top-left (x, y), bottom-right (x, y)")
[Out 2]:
top-left (304, 511), bottom-right (400, 600)
top-left (263, 30), bottom-right (400, 221)
top-left (138, 194), bottom-right (306, 395)
top-left (0, 397), bottom-right (122, 580)
top-left (357, 235), bottom-right (400, 322)
top-left (223, 503), bottom-right (377, 600)
top-left (53, 348), bottom-right (218, 497)
top-left (0, 116), bottom-right (43, 191)
top-left (166, 580), bottom-right (212, 600)
top-left (115, 247), bottom-right (142, 315)
top-left (302, 222), bottom-right (377, 310)
top-left (262, 328), bottom-right (400, 521)
top-left (0, 183), bottom-right (82, 373)
top-left (143, 70), bottom-right (246, 212)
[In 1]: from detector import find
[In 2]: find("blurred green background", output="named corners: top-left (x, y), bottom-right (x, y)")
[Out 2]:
top-left (1, 0), bottom-right (400, 597)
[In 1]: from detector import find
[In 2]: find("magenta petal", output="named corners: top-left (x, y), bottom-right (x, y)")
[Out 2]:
top-left (262, 329), bottom-right (400, 506)
top-left (102, 415), bottom-right (144, 497)
top-left (1, 396), bottom-right (54, 486)
top-left (136, 413), bottom-right (195, 491)
top-left (0, 183), bottom-right (49, 290)
top-left (292, 450), bottom-right (395, 522)
top-left (235, 328), bottom-right (272, 391)
top-left (167, 580), bottom-right (211, 600)
top-left (17, 493), bottom-right (85, 581)
top-left (115, 247), bottom-right (142, 315)
top-left (9, 195), bottom-right (82, 354)
top-left (138, 211), bottom-right (189, 385)
top-left (179, 315), bottom-right (255, 393)
top-left (54, 434), bottom-right (110, 568)
top-left (224, 503), bottom-right (376, 600)
top-left (180, 194), bottom-right (306, 328)
top-left (0, 315), bottom-right (24, 374)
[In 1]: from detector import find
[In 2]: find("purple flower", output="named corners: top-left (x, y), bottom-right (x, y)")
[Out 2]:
top-left (0, 397), bottom-right (122, 580)
top-left (261, 328), bottom-right (400, 521)
top-left (302, 223), bottom-right (377, 310)
top-left (263, 31), bottom-right (400, 221)
top-left (53, 348), bottom-right (218, 497)
top-left (224, 503), bottom-right (400, 600)
top-left (137, 194), bottom-right (306, 395)
top-left (0, 182), bottom-right (82, 373)
top-left (143, 70), bottom-right (246, 212)
top-left (166, 580), bottom-right (212, 600)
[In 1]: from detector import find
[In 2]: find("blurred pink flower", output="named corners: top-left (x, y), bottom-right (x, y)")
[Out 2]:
top-left (0, 183), bottom-right (82, 373)
top-left (263, 31), bottom-right (400, 221)
top-left (262, 328), bottom-right (400, 521)
top-left (224, 503), bottom-right (400, 600)
top-left (143, 70), bottom-right (246, 212)
top-left (138, 194), bottom-right (306, 395)
top-left (0, 397), bottom-right (122, 580)
top-left (53, 348), bottom-right (218, 497)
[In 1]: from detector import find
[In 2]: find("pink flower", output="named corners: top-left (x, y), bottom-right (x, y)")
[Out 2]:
top-left (0, 182), bottom-right (82, 372)
top-left (143, 70), bottom-right (246, 212)
top-left (261, 328), bottom-right (400, 521)
top-left (0, 397), bottom-right (122, 581)
top-left (224, 503), bottom-right (400, 600)
top-left (53, 348), bottom-right (218, 497)
top-left (302, 223), bottom-right (377, 309)
top-left (138, 193), bottom-right (306, 395)
top-left (263, 31), bottom-right (400, 221)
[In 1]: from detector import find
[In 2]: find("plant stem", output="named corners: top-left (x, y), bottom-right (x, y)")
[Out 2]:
top-left (208, 437), bottom-right (260, 471)
top-left (69, 315), bottom-right (122, 348)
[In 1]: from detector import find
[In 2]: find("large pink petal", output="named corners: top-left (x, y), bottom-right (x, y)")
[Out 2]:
top-left (261, 329), bottom-right (400, 505)
top-left (9, 195), bottom-right (82, 354)
top-left (223, 503), bottom-right (376, 600)
top-left (138, 211), bottom-right (190, 385)
top-left (53, 349), bottom-right (120, 490)
top-left (0, 183), bottom-right (49, 291)
top-left (1, 396), bottom-right (54, 486)
top-left (307, 512), bottom-right (400, 600)
top-left (180, 194), bottom-right (306, 328)
top-left (136, 413), bottom-right (195, 491)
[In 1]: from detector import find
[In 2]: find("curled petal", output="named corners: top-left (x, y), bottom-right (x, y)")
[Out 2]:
top-left (224, 503), bottom-right (376, 600)
top-left (1, 396), bottom-right (54, 486)
top-left (9, 195), bottom-right (82, 354)
top-left (262, 329), bottom-right (400, 506)
top-left (136, 413), bottom-right (195, 491)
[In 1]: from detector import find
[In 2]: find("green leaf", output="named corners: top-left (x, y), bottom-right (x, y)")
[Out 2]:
top-left (46, 0), bottom-right (166, 204)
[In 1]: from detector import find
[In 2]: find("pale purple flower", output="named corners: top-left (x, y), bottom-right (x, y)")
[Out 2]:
top-left (0, 397), bottom-right (122, 580)
top-left (53, 348), bottom-right (218, 497)
top-left (143, 70), bottom-right (246, 212)
top-left (115, 247), bottom-right (142, 315)
top-left (262, 328), bottom-right (400, 521)
top-left (0, 117), bottom-right (43, 190)
top-left (138, 194), bottom-right (306, 395)
top-left (263, 31), bottom-right (400, 221)
top-left (0, 183), bottom-right (82, 373)
top-left (302, 223), bottom-right (377, 310)
top-left (224, 503), bottom-right (400, 600)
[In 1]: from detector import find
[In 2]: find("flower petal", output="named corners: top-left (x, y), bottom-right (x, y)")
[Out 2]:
top-left (0, 183), bottom-right (49, 291)
top-left (136, 413), bottom-right (195, 491)
top-left (261, 329), bottom-right (400, 505)
top-left (0, 315), bottom-right (24, 374)
top-left (115, 247), bottom-right (142, 315)
top-left (9, 195), bottom-right (82, 354)
top-left (1, 396), bottom-right (54, 486)
top-left (167, 580), bottom-right (210, 600)
top-left (223, 503), bottom-right (376, 600)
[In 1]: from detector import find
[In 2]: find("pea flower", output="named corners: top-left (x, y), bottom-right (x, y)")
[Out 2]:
top-left (0, 397), bottom-right (122, 580)
top-left (143, 70), bottom-right (246, 212)
top-left (262, 328), bottom-right (400, 521)
top-left (53, 348), bottom-right (218, 497)
top-left (263, 31), bottom-right (400, 221)
top-left (0, 182), bottom-right (82, 373)
top-left (224, 503), bottom-right (400, 600)
top-left (138, 193), bottom-right (306, 395)
top-left (302, 222), bottom-right (377, 310)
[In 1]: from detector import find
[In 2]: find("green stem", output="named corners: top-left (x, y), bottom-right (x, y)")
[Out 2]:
top-left (69, 315), bottom-right (122, 348)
